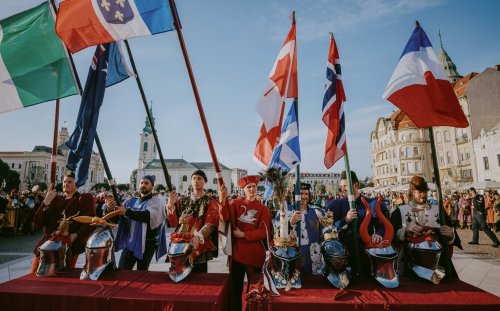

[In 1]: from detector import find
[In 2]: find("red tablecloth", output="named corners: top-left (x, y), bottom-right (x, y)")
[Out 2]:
top-left (269, 275), bottom-right (500, 311)
top-left (0, 269), bottom-right (229, 311)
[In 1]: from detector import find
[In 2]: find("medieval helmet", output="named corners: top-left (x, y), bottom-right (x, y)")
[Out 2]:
top-left (407, 237), bottom-right (444, 284)
top-left (167, 241), bottom-right (194, 282)
top-left (36, 240), bottom-right (67, 277)
top-left (359, 196), bottom-right (399, 288)
top-left (321, 238), bottom-right (350, 289)
top-left (80, 226), bottom-right (115, 280)
top-left (269, 244), bottom-right (302, 290)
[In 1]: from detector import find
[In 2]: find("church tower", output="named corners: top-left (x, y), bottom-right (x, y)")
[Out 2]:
top-left (58, 121), bottom-right (69, 146)
top-left (138, 105), bottom-right (157, 168)
top-left (438, 29), bottom-right (462, 83)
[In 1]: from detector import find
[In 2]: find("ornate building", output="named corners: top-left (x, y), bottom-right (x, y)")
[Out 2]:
top-left (372, 31), bottom-right (500, 189)
top-left (131, 110), bottom-right (232, 192)
top-left (286, 172), bottom-right (341, 193)
top-left (0, 125), bottom-right (104, 190)
top-left (370, 111), bottom-right (433, 187)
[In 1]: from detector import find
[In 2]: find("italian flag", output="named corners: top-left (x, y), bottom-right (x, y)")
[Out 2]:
top-left (0, 2), bottom-right (78, 114)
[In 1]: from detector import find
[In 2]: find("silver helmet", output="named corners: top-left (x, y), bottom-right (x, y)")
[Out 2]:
top-left (80, 226), bottom-right (115, 280)
top-left (36, 240), bottom-right (68, 277)
top-left (167, 241), bottom-right (194, 282)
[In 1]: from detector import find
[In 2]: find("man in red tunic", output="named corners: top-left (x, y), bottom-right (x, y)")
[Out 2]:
top-left (31, 172), bottom-right (96, 273)
top-left (166, 170), bottom-right (229, 272)
top-left (226, 175), bottom-right (271, 311)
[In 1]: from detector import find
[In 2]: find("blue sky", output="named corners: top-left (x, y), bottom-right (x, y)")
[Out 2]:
top-left (1, 0), bottom-right (499, 184)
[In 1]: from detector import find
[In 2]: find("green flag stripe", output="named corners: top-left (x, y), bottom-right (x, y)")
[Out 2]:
top-left (0, 24), bottom-right (23, 112)
top-left (0, 2), bottom-right (78, 113)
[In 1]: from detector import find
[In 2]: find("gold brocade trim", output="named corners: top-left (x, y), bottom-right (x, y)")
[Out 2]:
top-left (178, 195), bottom-right (211, 219)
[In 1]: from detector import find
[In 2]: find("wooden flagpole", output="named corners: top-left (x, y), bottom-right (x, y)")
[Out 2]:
top-left (168, 0), bottom-right (225, 187)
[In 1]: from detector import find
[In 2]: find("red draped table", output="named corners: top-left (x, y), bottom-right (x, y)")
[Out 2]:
top-left (268, 275), bottom-right (500, 311)
top-left (0, 269), bottom-right (229, 311)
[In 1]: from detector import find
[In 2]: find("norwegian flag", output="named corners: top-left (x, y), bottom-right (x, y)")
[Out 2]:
top-left (322, 34), bottom-right (347, 169)
top-left (254, 22), bottom-right (297, 168)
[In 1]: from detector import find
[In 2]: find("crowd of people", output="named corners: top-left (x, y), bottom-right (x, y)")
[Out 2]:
top-left (360, 188), bottom-right (500, 233)
top-left (1, 170), bottom-right (500, 310)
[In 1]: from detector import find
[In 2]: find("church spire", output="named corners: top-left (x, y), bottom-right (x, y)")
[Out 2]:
top-left (142, 101), bottom-right (154, 134)
top-left (438, 27), bottom-right (462, 83)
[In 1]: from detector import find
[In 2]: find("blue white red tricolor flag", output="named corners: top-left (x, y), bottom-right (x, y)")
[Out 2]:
top-left (56, 0), bottom-right (175, 53)
top-left (322, 34), bottom-right (346, 169)
top-left (383, 22), bottom-right (468, 128)
top-left (66, 42), bottom-right (131, 187)
top-left (254, 22), bottom-right (297, 169)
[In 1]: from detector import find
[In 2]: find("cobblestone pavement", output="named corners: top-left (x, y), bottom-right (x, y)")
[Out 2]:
top-left (454, 227), bottom-right (500, 265)
top-left (0, 231), bottom-right (42, 266)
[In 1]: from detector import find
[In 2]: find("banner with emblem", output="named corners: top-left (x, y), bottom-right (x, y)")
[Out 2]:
top-left (56, 0), bottom-right (175, 53)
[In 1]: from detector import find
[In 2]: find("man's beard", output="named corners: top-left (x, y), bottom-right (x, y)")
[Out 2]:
top-left (140, 187), bottom-right (151, 195)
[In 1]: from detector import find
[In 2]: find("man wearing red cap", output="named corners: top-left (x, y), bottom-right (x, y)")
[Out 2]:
top-left (226, 175), bottom-right (271, 311)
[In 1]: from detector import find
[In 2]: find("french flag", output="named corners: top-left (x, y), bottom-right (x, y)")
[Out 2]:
top-left (383, 22), bottom-right (468, 128)
top-left (56, 0), bottom-right (175, 53)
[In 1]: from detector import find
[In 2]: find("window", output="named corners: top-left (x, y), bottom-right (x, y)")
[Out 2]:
top-left (446, 151), bottom-right (453, 164)
top-left (11, 163), bottom-right (14, 168)
top-left (213, 178), bottom-right (217, 185)
top-left (444, 131), bottom-right (450, 141)
top-left (18, 163), bottom-right (21, 169)
top-left (415, 162), bottom-right (420, 172)
top-left (405, 147), bottom-right (411, 157)
top-left (182, 175), bottom-right (187, 182)
top-left (143, 142), bottom-right (148, 152)
top-left (408, 163), bottom-right (414, 172)
top-left (497, 154), bottom-right (500, 166)
top-left (414, 147), bottom-right (419, 156)
top-left (439, 152), bottom-right (444, 165)
top-left (484, 157), bottom-right (490, 170)
top-left (436, 132), bottom-right (442, 143)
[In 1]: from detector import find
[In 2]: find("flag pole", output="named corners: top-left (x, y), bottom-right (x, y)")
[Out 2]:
top-left (50, 99), bottom-right (60, 185)
top-left (428, 126), bottom-right (453, 277)
top-left (168, 0), bottom-right (225, 187)
top-left (123, 39), bottom-right (173, 192)
top-left (290, 11), bottom-right (302, 246)
top-left (343, 148), bottom-right (363, 276)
